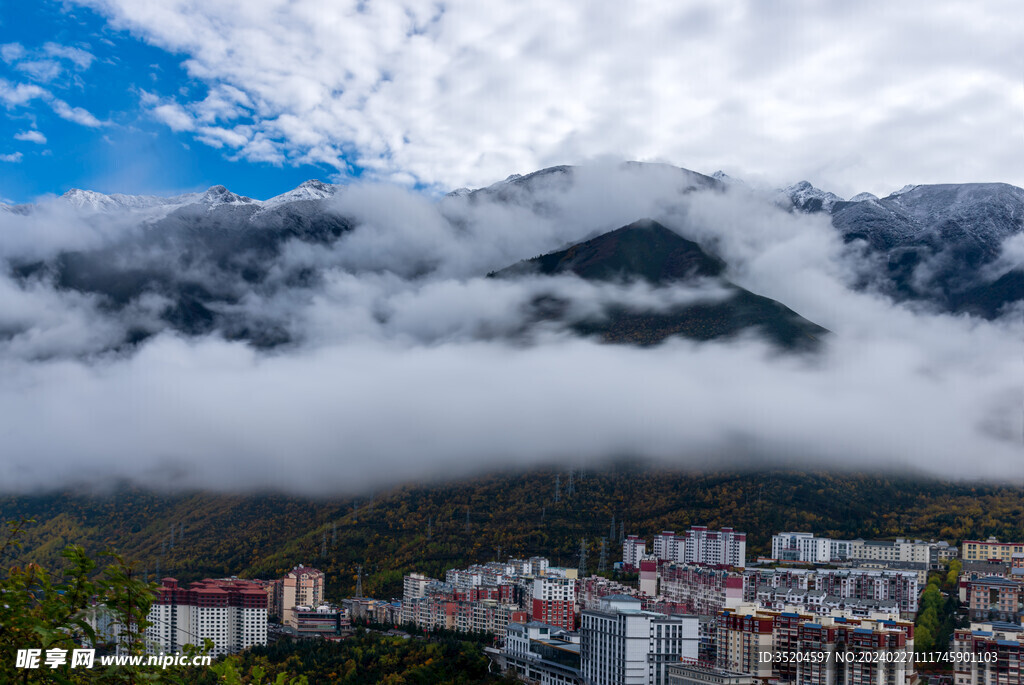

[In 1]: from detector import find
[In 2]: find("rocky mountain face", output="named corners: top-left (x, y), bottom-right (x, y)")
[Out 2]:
top-left (5, 164), bottom-right (1022, 354)
top-left (781, 180), bottom-right (1024, 315)
top-left (494, 219), bottom-right (827, 349)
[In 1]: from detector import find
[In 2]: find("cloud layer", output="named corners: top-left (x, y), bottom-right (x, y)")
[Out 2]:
top-left (74, 0), bottom-right (1024, 196)
top-left (1, 163), bottom-right (1022, 493)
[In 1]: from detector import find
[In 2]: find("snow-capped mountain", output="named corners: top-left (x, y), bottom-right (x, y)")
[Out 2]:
top-left (262, 179), bottom-right (339, 208)
top-left (779, 180), bottom-right (844, 213)
top-left (59, 180), bottom-right (338, 216)
top-left (7, 165), bottom-right (1024, 354)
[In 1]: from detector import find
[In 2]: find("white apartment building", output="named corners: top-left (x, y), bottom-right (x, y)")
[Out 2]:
top-left (145, 578), bottom-right (268, 657)
top-left (623, 536), bottom-right (647, 568)
top-left (402, 573), bottom-right (431, 623)
top-left (580, 595), bottom-right (699, 685)
top-left (652, 527), bottom-right (747, 568)
top-left (771, 533), bottom-right (941, 568)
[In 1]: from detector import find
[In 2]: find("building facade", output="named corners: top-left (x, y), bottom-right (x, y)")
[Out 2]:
top-left (624, 536), bottom-right (648, 570)
top-left (653, 528), bottom-right (746, 568)
top-left (963, 539), bottom-right (1024, 564)
top-left (280, 565), bottom-right (325, 629)
top-left (145, 578), bottom-right (268, 657)
top-left (580, 595), bottom-right (699, 685)
top-left (658, 563), bottom-right (744, 617)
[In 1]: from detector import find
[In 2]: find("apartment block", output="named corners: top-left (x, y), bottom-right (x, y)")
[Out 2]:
top-left (580, 595), bottom-right (699, 685)
top-left (533, 576), bottom-right (578, 631)
top-left (653, 528), bottom-right (746, 568)
top-left (963, 538), bottom-right (1024, 564)
top-left (953, 622), bottom-right (1024, 685)
top-left (658, 563), bottom-right (744, 617)
top-left (966, 576), bottom-right (1024, 622)
top-left (279, 564), bottom-right (325, 629)
top-left (145, 578), bottom-right (268, 657)
top-left (667, 664), bottom-right (753, 685)
top-left (717, 606), bottom-right (915, 685)
top-left (502, 621), bottom-right (583, 685)
top-left (624, 535), bottom-right (648, 569)
top-left (744, 567), bottom-right (919, 616)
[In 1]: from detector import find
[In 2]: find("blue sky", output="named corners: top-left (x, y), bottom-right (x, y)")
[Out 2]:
top-left (0, 0), bottom-right (335, 203)
top-left (1, 1), bottom-right (1021, 204)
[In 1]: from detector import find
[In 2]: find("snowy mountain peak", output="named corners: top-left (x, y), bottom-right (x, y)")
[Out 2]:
top-left (199, 185), bottom-right (256, 206)
top-left (60, 188), bottom-right (189, 212)
top-left (780, 181), bottom-right (844, 213)
top-left (263, 179), bottom-right (338, 208)
top-left (889, 184), bottom-right (918, 198)
top-left (849, 192), bottom-right (878, 203)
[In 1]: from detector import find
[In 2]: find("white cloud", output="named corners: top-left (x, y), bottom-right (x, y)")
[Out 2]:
top-left (0, 79), bottom-right (49, 106)
top-left (0, 166), bottom-right (1022, 492)
top-left (0, 78), bottom-right (102, 128)
top-left (14, 129), bottom-right (46, 144)
top-left (75, 0), bottom-right (1024, 196)
top-left (0, 42), bottom-right (25, 63)
top-left (50, 98), bottom-right (102, 127)
top-left (0, 152), bottom-right (23, 162)
top-left (42, 42), bottom-right (95, 70)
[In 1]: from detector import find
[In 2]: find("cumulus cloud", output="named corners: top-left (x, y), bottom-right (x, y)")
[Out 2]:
top-left (0, 152), bottom-right (22, 162)
top-left (0, 163), bottom-right (1022, 493)
top-left (73, 0), bottom-right (1024, 196)
top-left (14, 130), bottom-right (46, 144)
top-left (0, 78), bottom-right (102, 128)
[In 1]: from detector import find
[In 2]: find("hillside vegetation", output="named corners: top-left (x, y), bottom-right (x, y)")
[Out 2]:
top-left (2, 468), bottom-right (1022, 600)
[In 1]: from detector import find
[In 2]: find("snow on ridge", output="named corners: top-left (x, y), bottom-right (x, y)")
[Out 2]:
top-left (261, 179), bottom-right (339, 208)
top-left (780, 180), bottom-right (844, 213)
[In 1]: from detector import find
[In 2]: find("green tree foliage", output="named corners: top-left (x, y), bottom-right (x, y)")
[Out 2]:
top-left (915, 571), bottom-right (960, 670)
top-left (3, 469), bottom-right (1023, 600)
top-left (182, 631), bottom-right (515, 685)
top-left (0, 519), bottom-right (203, 684)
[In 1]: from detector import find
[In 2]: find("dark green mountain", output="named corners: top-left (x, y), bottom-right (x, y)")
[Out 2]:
top-left (495, 219), bottom-right (827, 349)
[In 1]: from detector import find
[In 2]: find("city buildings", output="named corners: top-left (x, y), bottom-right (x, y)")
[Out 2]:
top-left (658, 563), bottom-right (744, 617)
top-left (962, 538), bottom-right (1024, 563)
top-left (623, 535), bottom-right (647, 570)
top-left (290, 605), bottom-right (352, 637)
top-left (717, 605), bottom-right (915, 685)
top-left (652, 528), bottom-right (747, 568)
top-left (953, 622), bottom-right (1024, 685)
top-left (279, 565), bottom-right (325, 629)
top-left (744, 567), bottom-right (919, 616)
top-left (580, 595), bottom-right (699, 685)
top-left (667, 663), bottom-right (752, 685)
top-left (532, 576), bottom-right (578, 631)
top-left (145, 577), bottom-right (268, 657)
top-left (772, 532), bottom-right (956, 570)
top-left (502, 621), bottom-right (583, 685)
top-left (965, 576), bottom-right (1024, 622)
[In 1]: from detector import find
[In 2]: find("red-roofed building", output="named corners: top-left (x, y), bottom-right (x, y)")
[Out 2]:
top-left (145, 577), bottom-right (268, 656)
top-left (280, 564), bottom-right (326, 629)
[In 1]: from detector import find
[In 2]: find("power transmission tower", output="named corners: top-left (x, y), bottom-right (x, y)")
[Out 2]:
top-left (427, 518), bottom-right (432, 540)
top-left (169, 526), bottom-right (174, 550)
top-left (541, 506), bottom-right (546, 522)
top-left (567, 469), bottom-right (575, 496)
top-left (619, 521), bottom-right (625, 544)
top-left (577, 538), bottom-right (587, 578)
top-left (598, 538), bottom-right (608, 574)
top-left (332, 521), bottom-right (338, 545)
top-left (321, 530), bottom-right (327, 557)
top-left (465, 508), bottom-right (471, 533)
top-left (356, 565), bottom-right (363, 598)
top-left (554, 475), bottom-right (561, 503)
top-left (609, 515), bottom-right (616, 542)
